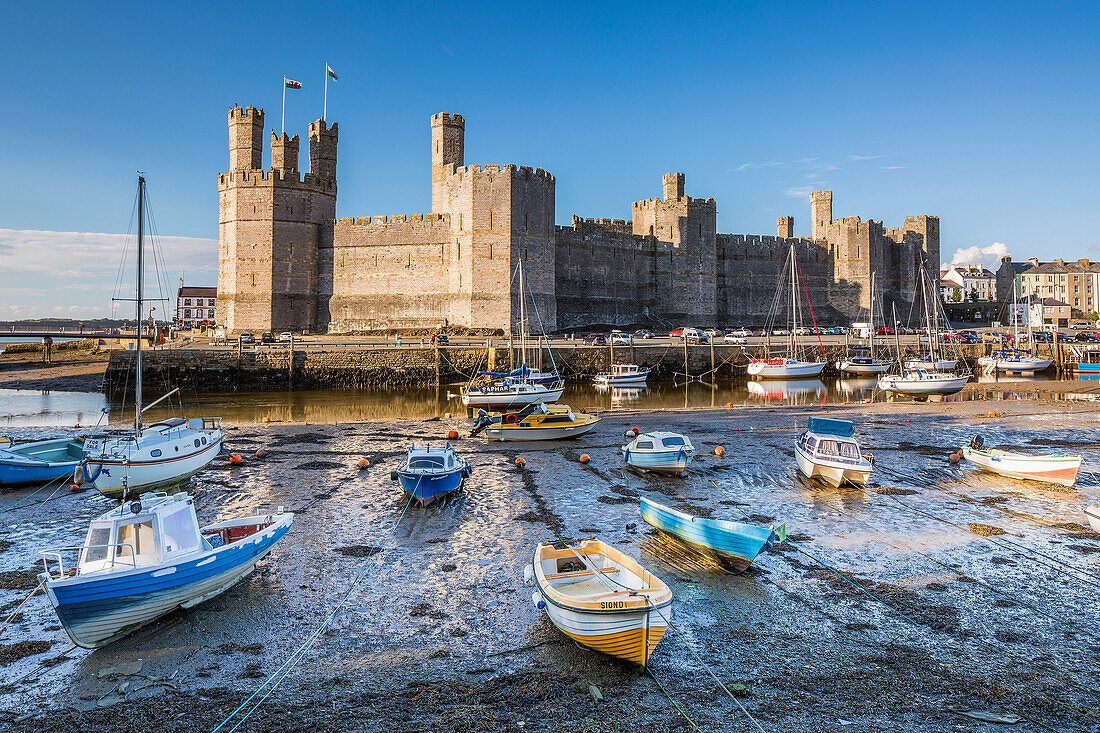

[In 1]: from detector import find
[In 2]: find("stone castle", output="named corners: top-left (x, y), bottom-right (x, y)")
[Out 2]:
top-left (217, 106), bottom-right (940, 334)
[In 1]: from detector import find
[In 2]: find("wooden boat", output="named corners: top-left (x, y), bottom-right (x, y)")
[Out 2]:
top-left (39, 491), bottom-right (293, 648)
top-left (622, 432), bottom-right (694, 475)
top-left (0, 437), bottom-right (85, 488)
top-left (525, 538), bottom-right (672, 666)
top-left (470, 403), bottom-right (600, 441)
top-left (639, 497), bottom-right (785, 572)
top-left (390, 444), bottom-right (470, 506)
top-left (960, 435), bottom-right (1082, 487)
top-left (794, 417), bottom-right (873, 487)
top-left (594, 364), bottom-right (650, 387)
top-left (1084, 506), bottom-right (1100, 533)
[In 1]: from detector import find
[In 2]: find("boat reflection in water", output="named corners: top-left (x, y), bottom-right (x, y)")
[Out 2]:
top-left (747, 379), bottom-right (826, 403)
top-left (835, 377), bottom-right (878, 399)
top-left (593, 384), bottom-right (648, 407)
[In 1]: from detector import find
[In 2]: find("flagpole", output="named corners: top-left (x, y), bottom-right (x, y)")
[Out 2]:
top-left (323, 64), bottom-right (328, 121)
top-left (281, 76), bottom-right (286, 134)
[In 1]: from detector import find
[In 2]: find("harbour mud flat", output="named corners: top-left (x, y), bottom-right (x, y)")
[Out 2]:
top-left (1, 401), bottom-right (1098, 731)
top-left (0, 349), bottom-right (108, 392)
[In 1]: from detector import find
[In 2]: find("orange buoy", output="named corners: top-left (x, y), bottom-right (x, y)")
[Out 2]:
top-left (948, 453), bottom-right (960, 465)
top-left (579, 454), bottom-right (590, 464)
top-left (357, 458), bottom-right (370, 470)
top-left (735, 427), bottom-right (740, 431)
top-left (906, 419), bottom-right (911, 423)
top-left (262, 416), bottom-right (270, 423)
top-left (68, 483), bottom-right (83, 493)
top-left (986, 410), bottom-right (996, 418)
top-left (629, 426), bottom-right (640, 434)
top-left (229, 454), bottom-right (243, 465)
top-left (725, 402), bottom-right (733, 408)
top-left (254, 448), bottom-right (267, 459)
top-left (515, 456), bottom-right (526, 468)
top-left (447, 429), bottom-right (459, 440)
top-left (714, 446), bottom-right (725, 457)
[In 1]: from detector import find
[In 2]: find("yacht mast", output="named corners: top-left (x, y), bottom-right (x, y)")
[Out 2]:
top-left (135, 175), bottom-right (145, 439)
top-left (518, 259), bottom-right (526, 377)
top-left (789, 245), bottom-right (797, 359)
top-left (869, 272), bottom-right (876, 360)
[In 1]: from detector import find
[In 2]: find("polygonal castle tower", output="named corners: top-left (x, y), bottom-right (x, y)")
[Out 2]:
top-left (217, 106), bottom-right (337, 333)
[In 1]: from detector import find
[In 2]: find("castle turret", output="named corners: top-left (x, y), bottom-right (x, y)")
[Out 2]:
top-left (777, 216), bottom-right (794, 238)
top-left (811, 189), bottom-right (833, 241)
top-left (309, 119), bottom-right (338, 182)
top-left (228, 106), bottom-right (263, 170)
top-left (431, 113), bottom-right (465, 212)
top-left (271, 131), bottom-right (299, 172)
top-left (663, 172), bottom-right (685, 201)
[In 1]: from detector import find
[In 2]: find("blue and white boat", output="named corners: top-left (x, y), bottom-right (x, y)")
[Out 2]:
top-left (39, 491), bottom-right (293, 649)
top-left (0, 437), bottom-right (85, 488)
top-left (390, 444), bottom-right (471, 506)
top-left (480, 365), bottom-right (561, 386)
top-left (640, 497), bottom-right (785, 572)
top-left (795, 417), bottom-right (873, 487)
top-left (622, 432), bottom-right (695, 475)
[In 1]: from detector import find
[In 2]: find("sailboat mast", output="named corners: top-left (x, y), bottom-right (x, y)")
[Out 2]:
top-left (790, 245), bottom-right (797, 358)
top-left (518, 259), bottom-right (526, 374)
top-left (869, 272), bottom-right (875, 360)
top-left (135, 175), bottom-right (144, 439)
top-left (893, 304), bottom-right (903, 373)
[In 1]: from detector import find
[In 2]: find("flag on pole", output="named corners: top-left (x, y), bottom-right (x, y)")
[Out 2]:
top-left (285, 78), bottom-right (302, 89)
top-left (326, 65), bottom-right (338, 81)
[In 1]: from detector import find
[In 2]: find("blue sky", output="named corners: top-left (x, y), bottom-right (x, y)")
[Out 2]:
top-left (2, 1), bottom-right (1099, 317)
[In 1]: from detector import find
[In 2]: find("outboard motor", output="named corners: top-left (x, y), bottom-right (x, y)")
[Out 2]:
top-left (470, 409), bottom-right (493, 437)
top-left (970, 435), bottom-right (985, 450)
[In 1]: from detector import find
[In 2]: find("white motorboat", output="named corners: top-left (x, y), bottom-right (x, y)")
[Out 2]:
top-left (1084, 506), bottom-right (1100, 533)
top-left (752, 244), bottom-right (827, 379)
top-left (622, 432), bottom-right (694, 474)
top-left (794, 417), bottom-right (873, 487)
top-left (878, 369), bottom-right (968, 396)
top-left (747, 358), bottom-right (826, 379)
top-left (525, 538), bottom-right (672, 666)
top-left (82, 176), bottom-right (224, 500)
top-left (39, 491), bottom-right (293, 648)
top-left (471, 403), bottom-right (601, 441)
top-left (961, 435), bottom-right (1082, 487)
top-left (594, 363), bottom-right (650, 386)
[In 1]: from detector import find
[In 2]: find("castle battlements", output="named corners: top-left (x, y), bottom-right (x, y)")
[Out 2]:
top-left (443, 163), bottom-right (555, 182)
top-left (217, 169), bottom-right (335, 192)
top-left (335, 213), bottom-right (450, 227)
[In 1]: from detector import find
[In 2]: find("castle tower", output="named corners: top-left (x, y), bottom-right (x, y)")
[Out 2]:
top-left (811, 189), bottom-right (833, 240)
top-left (271, 131), bottom-right (299, 171)
top-left (218, 110), bottom-right (337, 335)
top-left (777, 216), bottom-right (794, 238)
top-left (632, 173), bottom-right (717, 322)
top-left (308, 119), bottom-right (338, 182)
top-left (431, 113), bottom-right (464, 212)
top-left (228, 106), bottom-right (263, 170)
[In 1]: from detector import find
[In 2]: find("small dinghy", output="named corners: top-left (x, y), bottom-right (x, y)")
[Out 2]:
top-left (961, 435), bottom-right (1082, 487)
top-left (524, 538), bottom-right (672, 666)
top-left (1084, 506), bottom-right (1100, 534)
top-left (470, 403), bottom-right (601, 441)
top-left (0, 437), bottom-right (85, 488)
top-left (390, 444), bottom-right (470, 506)
top-left (622, 432), bottom-right (695, 475)
top-left (39, 492), bottom-right (293, 649)
top-left (639, 497), bottom-right (785, 572)
top-left (795, 417), bottom-right (873, 487)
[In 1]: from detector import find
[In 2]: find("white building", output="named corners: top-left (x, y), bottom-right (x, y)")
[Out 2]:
top-left (940, 263), bottom-right (996, 302)
top-left (177, 285), bottom-right (217, 328)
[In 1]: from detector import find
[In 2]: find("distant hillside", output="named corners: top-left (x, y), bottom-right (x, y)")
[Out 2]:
top-left (0, 318), bottom-right (132, 329)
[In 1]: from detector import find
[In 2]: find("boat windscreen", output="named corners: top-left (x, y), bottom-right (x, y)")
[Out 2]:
top-left (409, 457), bottom-right (445, 469)
top-left (661, 436), bottom-right (686, 447)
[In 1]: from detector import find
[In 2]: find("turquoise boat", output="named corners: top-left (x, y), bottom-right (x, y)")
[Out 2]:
top-left (0, 437), bottom-right (85, 488)
top-left (639, 497), bottom-right (785, 572)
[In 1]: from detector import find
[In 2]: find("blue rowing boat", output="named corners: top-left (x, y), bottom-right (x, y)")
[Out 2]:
top-left (40, 492), bottom-right (293, 648)
top-left (390, 444), bottom-right (471, 506)
top-left (0, 437), bottom-right (85, 488)
top-left (639, 497), bottom-right (785, 572)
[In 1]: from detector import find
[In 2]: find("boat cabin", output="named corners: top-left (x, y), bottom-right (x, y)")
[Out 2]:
top-left (74, 493), bottom-right (204, 575)
top-left (632, 432), bottom-right (692, 451)
top-left (402, 445), bottom-right (462, 474)
top-left (798, 418), bottom-right (863, 460)
top-left (610, 364), bottom-right (644, 377)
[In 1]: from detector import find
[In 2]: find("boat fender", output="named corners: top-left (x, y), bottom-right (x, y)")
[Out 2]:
top-left (461, 467), bottom-right (471, 479)
top-left (629, 426), bottom-right (640, 434)
top-left (531, 591), bottom-right (545, 610)
top-left (505, 414), bottom-right (519, 424)
top-left (523, 564), bottom-right (535, 587)
top-left (129, 500), bottom-right (142, 515)
top-left (389, 470), bottom-right (399, 481)
top-left (863, 452), bottom-right (874, 464)
top-left (970, 435), bottom-right (985, 450)
top-left (68, 483), bottom-right (83, 493)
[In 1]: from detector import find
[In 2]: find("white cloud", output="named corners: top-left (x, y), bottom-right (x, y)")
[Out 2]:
top-left (878, 165), bottom-right (907, 170)
top-left (949, 242), bottom-right (1011, 271)
top-left (783, 185), bottom-right (817, 199)
top-left (846, 153), bottom-right (892, 161)
top-left (730, 161), bottom-right (786, 172)
top-left (0, 228), bottom-right (216, 319)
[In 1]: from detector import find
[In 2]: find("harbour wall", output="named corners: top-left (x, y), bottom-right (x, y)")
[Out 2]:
top-left (103, 342), bottom-right (1006, 393)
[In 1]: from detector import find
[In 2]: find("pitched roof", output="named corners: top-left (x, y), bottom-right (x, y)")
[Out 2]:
top-left (178, 286), bottom-right (217, 298)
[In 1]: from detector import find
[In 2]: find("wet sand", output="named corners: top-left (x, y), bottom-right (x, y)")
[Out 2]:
top-left (1, 400), bottom-right (1099, 731)
top-left (0, 351), bottom-right (108, 392)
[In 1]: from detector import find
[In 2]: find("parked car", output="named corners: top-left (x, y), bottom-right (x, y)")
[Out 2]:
top-left (277, 332), bottom-right (293, 342)
top-left (772, 328), bottom-right (789, 336)
top-left (239, 333), bottom-right (255, 344)
top-left (1071, 321), bottom-right (1093, 330)
top-left (875, 326), bottom-right (895, 335)
top-left (610, 331), bottom-right (632, 346)
top-left (728, 328), bottom-right (752, 338)
top-left (632, 330), bottom-right (655, 339)
top-left (583, 333), bottom-right (607, 345)
top-left (431, 334), bottom-right (449, 345)
top-left (682, 328), bottom-right (708, 344)
top-left (723, 333), bottom-right (747, 344)
top-left (669, 327), bottom-right (686, 337)
top-left (1076, 332), bottom-right (1100, 342)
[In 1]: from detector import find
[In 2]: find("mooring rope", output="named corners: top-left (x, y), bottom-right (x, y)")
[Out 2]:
top-left (0, 579), bottom-right (46, 639)
top-left (0, 473), bottom-right (72, 516)
top-left (646, 665), bottom-right (703, 732)
top-left (210, 483), bottom-right (420, 733)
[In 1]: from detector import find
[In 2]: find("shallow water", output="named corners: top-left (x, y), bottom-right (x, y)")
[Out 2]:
top-left (1, 402), bottom-right (1098, 730)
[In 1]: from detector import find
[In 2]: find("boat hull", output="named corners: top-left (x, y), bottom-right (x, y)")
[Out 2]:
top-left (461, 386), bottom-right (565, 408)
top-left (397, 469), bottom-right (465, 506)
top-left (622, 447), bottom-right (692, 475)
top-left (483, 419), bottom-right (599, 441)
top-left (794, 444), bottom-right (871, 487)
top-left (878, 373), bottom-right (968, 396)
top-left (535, 591), bottom-right (668, 665)
top-left (748, 360), bottom-right (826, 379)
top-left (44, 517), bottom-right (291, 649)
top-left (961, 447), bottom-right (1081, 487)
top-left (836, 360), bottom-right (891, 375)
top-left (0, 439), bottom-right (84, 488)
top-left (1085, 506), bottom-right (1100, 533)
top-left (639, 498), bottom-right (780, 572)
top-left (85, 437), bottom-right (223, 500)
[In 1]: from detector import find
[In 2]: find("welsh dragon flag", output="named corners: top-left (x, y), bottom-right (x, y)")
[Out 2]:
top-left (285, 78), bottom-right (302, 89)
top-left (327, 65), bottom-right (338, 81)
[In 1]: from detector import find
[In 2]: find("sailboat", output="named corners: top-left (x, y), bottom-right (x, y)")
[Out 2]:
top-left (878, 261), bottom-right (969, 397)
top-left (748, 244), bottom-right (826, 379)
top-left (837, 272), bottom-right (892, 375)
top-left (904, 266), bottom-right (958, 372)
top-left (978, 287), bottom-right (1052, 374)
top-left (461, 259), bottom-right (565, 409)
top-left (82, 176), bottom-right (224, 500)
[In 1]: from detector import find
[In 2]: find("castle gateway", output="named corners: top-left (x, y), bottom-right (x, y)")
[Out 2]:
top-left (218, 107), bottom-right (939, 334)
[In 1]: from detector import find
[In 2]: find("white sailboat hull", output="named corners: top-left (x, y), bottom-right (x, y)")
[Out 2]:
top-left (978, 356), bottom-right (1053, 374)
top-left (961, 447), bottom-right (1081, 487)
top-left (878, 372), bottom-right (968, 396)
top-left (461, 384), bottom-right (564, 408)
top-left (747, 359), bottom-right (826, 379)
top-left (84, 427), bottom-right (223, 500)
top-left (837, 359), bottom-right (892, 375)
